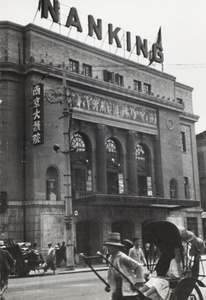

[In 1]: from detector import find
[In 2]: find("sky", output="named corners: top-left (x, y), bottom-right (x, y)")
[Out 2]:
top-left (0, 0), bottom-right (206, 134)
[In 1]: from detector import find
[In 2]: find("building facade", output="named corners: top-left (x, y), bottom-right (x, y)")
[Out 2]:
top-left (0, 21), bottom-right (202, 255)
top-left (196, 130), bottom-right (206, 239)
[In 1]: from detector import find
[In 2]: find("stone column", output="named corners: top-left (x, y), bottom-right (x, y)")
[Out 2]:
top-left (96, 124), bottom-right (107, 193)
top-left (154, 135), bottom-right (164, 197)
top-left (126, 131), bottom-right (138, 195)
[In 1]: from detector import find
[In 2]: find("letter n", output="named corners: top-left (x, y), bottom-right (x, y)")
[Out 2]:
top-left (41, 0), bottom-right (59, 24)
top-left (136, 36), bottom-right (148, 58)
top-left (65, 7), bottom-right (83, 32)
top-left (88, 15), bottom-right (102, 40)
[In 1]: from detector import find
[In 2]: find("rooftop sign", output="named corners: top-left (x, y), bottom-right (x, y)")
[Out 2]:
top-left (39, 0), bottom-right (164, 65)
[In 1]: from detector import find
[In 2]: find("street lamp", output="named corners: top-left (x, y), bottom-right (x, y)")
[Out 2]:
top-left (53, 67), bottom-right (75, 270)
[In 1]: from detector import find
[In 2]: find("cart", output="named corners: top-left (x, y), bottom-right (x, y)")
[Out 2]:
top-left (82, 221), bottom-right (206, 300)
top-left (3, 239), bottom-right (44, 277)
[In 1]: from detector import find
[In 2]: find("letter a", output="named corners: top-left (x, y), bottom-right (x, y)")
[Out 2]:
top-left (65, 7), bottom-right (83, 32)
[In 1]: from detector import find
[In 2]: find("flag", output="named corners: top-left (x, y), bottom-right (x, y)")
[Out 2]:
top-left (156, 27), bottom-right (162, 47)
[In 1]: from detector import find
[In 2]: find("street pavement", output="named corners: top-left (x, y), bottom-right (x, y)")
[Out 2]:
top-left (4, 259), bottom-right (206, 300)
top-left (5, 264), bottom-right (109, 300)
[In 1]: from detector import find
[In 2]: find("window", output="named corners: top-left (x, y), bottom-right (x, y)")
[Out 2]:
top-left (82, 63), bottom-right (92, 77)
top-left (181, 132), bottom-right (186, 152)
top-left (74, 168), bottom-right (86, 191)
top-left (135, 144), bottom-right (146, 171)
top-left (184, 177), bottom-right (190, 198)
top-left (135, 143), bottom-right (152, 196)
top-left (105, 138), bottom-right (120, 166)
top-left (107, 172), bottom-right (119, 194)
top-left (114, 73), bottom-right (124, 86)
top-left (103, 70), bottom-right (114, 83)
top-left (69, 59), bottom-right (79, 73)
top-left (133, 80), bottom-right (142, 92)
top-left (103, 70), bottom-right (124, 86)
top-left (177, 97), bottom-right (183, 105)
top-left (138, 175), bottom-right (147, 196)
top-left (105, 138), bottom-right (124, 194)
top-left (170, 179), bottom-right (178, 198)
top-left (70, 133), bottom-right (92, 197)
top-left (46, 166), bottom-right (59, 200)
top-left (143, 83), bottom-right (151, 95)
top-left (71, 133), bottom-right (85, 152)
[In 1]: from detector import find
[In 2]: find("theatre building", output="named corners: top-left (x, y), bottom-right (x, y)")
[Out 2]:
top-left (0, 21), bottom-right (202, 254)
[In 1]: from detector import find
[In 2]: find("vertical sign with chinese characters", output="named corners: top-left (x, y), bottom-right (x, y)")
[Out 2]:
top-left (32, 84), bottom-right (44, 145)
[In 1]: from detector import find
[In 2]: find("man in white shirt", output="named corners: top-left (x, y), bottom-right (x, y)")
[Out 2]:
top-left (43, 243), bottom-right (56, 275)
top-left (129, 238), bottom-right (146, 266)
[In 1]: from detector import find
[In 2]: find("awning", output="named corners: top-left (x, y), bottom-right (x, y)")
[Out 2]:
top-left (73, 194), bottom-right (200, 210)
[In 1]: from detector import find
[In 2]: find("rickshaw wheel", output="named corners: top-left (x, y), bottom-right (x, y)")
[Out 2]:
top-left (171, 283), bottom-right (203, 300)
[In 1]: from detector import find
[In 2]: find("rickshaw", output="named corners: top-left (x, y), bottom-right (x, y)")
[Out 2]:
top-left (82, 221), bottom-right (206, 300)
top-left (141, 221), bottom-right (206, 300)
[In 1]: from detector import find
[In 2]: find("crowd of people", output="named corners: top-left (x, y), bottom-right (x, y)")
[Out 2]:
top-left (1, 229), bottom-right (204, 300)
top-left (42, 241), bottom-right (67, 275)
top-left (102, 232), bottom-right (188, 300)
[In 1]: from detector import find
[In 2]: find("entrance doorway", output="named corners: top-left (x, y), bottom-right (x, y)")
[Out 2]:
top-left (76, 220), bottom-right (101, 258)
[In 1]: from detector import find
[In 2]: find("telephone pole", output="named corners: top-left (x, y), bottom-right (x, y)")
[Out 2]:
top-left (61, 65), bottom-right (75, 270)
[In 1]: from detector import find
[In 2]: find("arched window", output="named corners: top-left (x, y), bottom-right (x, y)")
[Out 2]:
top-left (70, 132), bottom-right (92, 198)
top-left (46, 166), bottom-right (60, 200)
top-left (170, 179), bottom-right (178, 198)
top-left (135, 143), bottom-right (152, 196)
top-left (71, 133), bottom-right (86, 152)
top-left (105, 138), bottom-right (124, 194)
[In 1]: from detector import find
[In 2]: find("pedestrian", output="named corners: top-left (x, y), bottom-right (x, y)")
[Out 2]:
top-left (84, 241), bottom-right (93, 266)
top-left (73, 242), bottom-right (79, 267)
top-left (58, 241), bottom-right (66, 266)
top-left (122, 239), bottom-right (133, 255)
top-left (101, 241), bottom-right (109, 264)
top-left (104, 232), bottom-right (145, 300)
top-left (0, 248), bottom-right (15, 300)
top-left (55, 243), bottom-right (61, 267)
top-left (43, 243), bottom-right (56, 275)
top-left (129, 237), bottom-right (147, 266)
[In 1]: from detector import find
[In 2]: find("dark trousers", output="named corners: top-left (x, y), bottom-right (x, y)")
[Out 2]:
top-left (112, 277), bottom-right (139, 300)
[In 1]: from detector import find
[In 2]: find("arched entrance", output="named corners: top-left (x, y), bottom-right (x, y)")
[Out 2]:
top-left (76, 220), bottom-right (101, 257)
top-left (111, 221), bottom-right (133, 241)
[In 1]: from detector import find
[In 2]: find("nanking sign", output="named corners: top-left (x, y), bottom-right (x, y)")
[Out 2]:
top-left (39, 0), bottom-right (163, 65)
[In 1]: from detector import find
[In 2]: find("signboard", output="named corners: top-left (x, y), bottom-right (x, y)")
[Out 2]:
top-left (32, 83), bottom-right (44, 145)
top-left (39, 0), bottom-right (163, 65)
top-left (69, 89), bottom-right (157, 126)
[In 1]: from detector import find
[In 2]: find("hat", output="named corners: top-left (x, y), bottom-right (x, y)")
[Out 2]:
top-left (104, 232), bottom-right (124, 247)
top-left (123, 239), bottom-right (133, 247)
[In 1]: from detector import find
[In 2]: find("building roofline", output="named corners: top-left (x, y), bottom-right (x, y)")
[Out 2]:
top-left (0, 21), bottom-right (178, 82)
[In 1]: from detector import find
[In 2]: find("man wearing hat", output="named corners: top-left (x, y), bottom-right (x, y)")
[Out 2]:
top-left (104, 232), bottom-right (146, 300)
